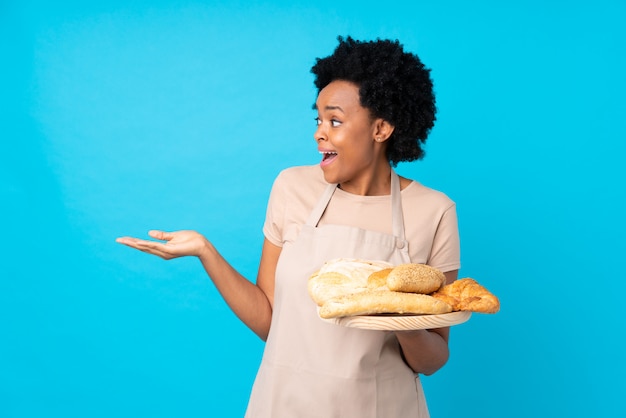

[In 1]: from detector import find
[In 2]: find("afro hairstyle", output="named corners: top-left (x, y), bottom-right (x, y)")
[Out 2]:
top-left (311, 36), bottom-right (437, 165)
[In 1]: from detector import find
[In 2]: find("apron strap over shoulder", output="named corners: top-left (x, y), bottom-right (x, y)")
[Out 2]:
top-left (390, 170), bottom-right (407, 245)
top-left (305, 182), bottom-right (338, 227)
top-left (305, 170), bottom-right (408, 251)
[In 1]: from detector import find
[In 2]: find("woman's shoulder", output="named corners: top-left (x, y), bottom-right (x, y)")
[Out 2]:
top-left (268, 165), bottom-right (328, 202)
top-left (274, 164), bottom-right (327, 188)
top-left (402, 178), bottom-right (456, 209)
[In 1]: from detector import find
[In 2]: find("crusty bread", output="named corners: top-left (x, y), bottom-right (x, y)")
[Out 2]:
top-left (319, 290), bottom-right (453, 319)
top-left (309, 259), bottom-right (500, 318)
top-left (318, 258), bottom-right (393, 277)
top-left (386, 263), bottom-right (445, 294)
top-left (431, 278), bottom-right (500, 313)
top-left (308, 271), bottom-right (367, 306)
top-left (308, 258), bottom-right (393, 306)
top-left (367, 268), bottom-right (393, 289)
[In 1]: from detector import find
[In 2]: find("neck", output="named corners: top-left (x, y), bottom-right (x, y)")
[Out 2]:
top-left (339, 163), bottom-right (392, 196)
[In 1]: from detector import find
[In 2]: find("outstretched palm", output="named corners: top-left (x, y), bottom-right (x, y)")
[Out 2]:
top-left (116, 230), bottom-right (207, 260)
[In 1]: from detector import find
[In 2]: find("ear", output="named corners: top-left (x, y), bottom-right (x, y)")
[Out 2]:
top-left (373, 118), bottom-right (395, 143)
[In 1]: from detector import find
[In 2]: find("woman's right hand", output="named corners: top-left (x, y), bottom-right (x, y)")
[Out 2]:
top-left (116, 230), bottom-right (209, 260)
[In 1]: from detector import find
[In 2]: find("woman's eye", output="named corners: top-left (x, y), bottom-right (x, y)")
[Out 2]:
top-left (315, 117), bottom-right (342, 127)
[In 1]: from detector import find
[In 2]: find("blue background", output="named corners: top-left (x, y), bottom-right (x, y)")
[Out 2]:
top-left (2, 1), bottom-right (625, 417)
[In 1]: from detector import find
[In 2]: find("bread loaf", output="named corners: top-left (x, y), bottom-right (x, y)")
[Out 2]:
top-left (308, 258), bottom-right (500, 319)
top-left (308, 258), bottom-right (393, 306)
top-left (319, 290), bottom-right (453, 319)
top-left (366, 268), bottom-right (393, 289)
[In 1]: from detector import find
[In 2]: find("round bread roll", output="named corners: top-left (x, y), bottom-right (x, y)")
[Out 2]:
top-left (386, 263), bottom-right (445, 294)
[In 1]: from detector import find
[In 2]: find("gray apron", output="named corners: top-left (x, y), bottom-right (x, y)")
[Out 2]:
top-left (245, 171), bottom-right (430, 417)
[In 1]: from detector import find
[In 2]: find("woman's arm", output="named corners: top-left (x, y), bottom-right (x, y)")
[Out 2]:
top-left (394, 269), bottom-right (458, 375)
top-left (198, 237), bottom-right (280, 340)
top-left (116, 230), bottom-right (280, 340)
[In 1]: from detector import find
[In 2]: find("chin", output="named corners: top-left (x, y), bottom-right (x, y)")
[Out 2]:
top-left (322, 172), bottom-right (336, 184)
top-left (320, 166), bottom-right (338, 184)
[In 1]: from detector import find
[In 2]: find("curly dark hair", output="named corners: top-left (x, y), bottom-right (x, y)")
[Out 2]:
top-left (311, 36), bottom-right (436, 165)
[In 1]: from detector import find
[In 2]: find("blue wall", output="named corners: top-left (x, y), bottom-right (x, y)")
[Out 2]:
top-left (2, 1), bottom-right (624, 417)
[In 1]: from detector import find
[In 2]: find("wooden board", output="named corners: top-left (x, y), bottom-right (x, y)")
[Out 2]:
top-left (321, 311), bottom-right (472, 331)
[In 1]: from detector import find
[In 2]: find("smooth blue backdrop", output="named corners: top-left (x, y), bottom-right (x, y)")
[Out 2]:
top-left (2, 1), bottom-right (625, 417)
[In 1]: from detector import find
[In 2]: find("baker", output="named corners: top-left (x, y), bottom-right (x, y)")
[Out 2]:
top-left (116, 36), bottom-right (461, 417)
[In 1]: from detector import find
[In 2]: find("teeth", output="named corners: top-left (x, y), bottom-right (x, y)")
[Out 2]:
top-left (320, 151), bottom-right (337, 155)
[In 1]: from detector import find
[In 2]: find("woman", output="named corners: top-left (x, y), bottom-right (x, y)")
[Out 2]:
top-left (117, 36), bottom-right (460, 417)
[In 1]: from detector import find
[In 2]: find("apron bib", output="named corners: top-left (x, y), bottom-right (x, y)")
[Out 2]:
top-left (245, 171), bottom-right (430, 418)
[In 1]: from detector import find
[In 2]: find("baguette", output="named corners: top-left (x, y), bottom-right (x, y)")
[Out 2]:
top-left (319, 290), bottom-right (453, 319)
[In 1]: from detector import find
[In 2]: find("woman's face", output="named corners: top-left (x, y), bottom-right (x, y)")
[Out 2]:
top-left (314, 80), bottom-right (388, 193)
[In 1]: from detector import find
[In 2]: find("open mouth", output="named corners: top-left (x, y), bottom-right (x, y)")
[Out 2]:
top-left (320, 151), bottom-right (338, 166)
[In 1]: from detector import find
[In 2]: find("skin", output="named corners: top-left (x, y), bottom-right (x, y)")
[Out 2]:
top-left (314, 80), bottom-right (395, 195)
top-left (116, 79), bottom-right (455, 375)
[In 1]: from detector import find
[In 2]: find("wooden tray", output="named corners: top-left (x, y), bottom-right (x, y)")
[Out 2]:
top-left (321, 311), bottom-right (472, 331)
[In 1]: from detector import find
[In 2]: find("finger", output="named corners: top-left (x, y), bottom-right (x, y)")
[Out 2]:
top-left (134, 239), bottom-right (168, 251)
top-left (137, 246), bottom-right (175, 260)
top-left (148, 230), bottom-right (174, 241)
top-left (116, 237), bottom-right (142, 245)
top-left (116, 236), bottom-right (178, 260)
top-left (117, 237), bottom-right (162, 251)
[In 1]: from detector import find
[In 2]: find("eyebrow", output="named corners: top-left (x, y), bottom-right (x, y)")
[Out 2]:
top-left (314, 105), bottom-right (345, 113)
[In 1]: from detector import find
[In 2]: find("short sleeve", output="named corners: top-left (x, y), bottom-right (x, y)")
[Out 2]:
top-left (262, 172), bottom-right (286, 247)
top-left (427, 203), bottom-right (461, 273)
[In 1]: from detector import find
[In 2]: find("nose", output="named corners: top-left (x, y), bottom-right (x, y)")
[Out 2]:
top-left (314, 122), bottom-right (326, 143)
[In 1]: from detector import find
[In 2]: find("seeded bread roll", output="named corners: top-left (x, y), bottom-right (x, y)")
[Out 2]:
top-left (319, 290), bottom-right (453, 319)
top-left (386, 263), bottom-right (445, 294)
